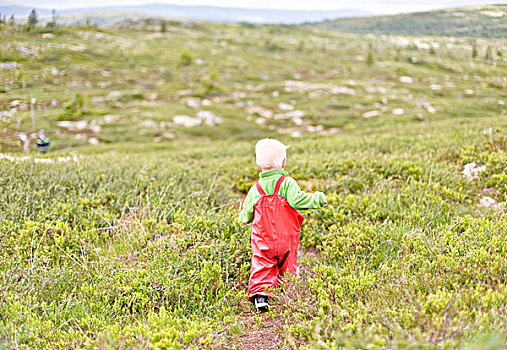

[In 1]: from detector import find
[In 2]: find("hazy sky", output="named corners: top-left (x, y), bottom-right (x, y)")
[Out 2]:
top-left (2, 0), bottom-right (506, 14)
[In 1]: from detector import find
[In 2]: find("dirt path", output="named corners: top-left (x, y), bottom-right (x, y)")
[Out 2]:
top-left (237, 311), bottom-right (283, 350)
top-left (235, 247), bottom-right (318, 349)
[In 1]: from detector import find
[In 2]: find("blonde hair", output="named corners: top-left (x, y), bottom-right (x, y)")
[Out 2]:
top-left (255, 138), bottom-right (289, 170)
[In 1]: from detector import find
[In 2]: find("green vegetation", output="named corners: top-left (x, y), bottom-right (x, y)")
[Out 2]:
top-left (0, 11), bottom-right (506, 349)
top-left (314, 5), bottom-right (507, 38)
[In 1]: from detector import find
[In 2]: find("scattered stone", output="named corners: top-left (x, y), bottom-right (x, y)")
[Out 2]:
top-left (173, 115), bottom-right (200, 127)
top-left (57, 120), bottom-right (101, 133)
top-left (499, 100), bottom-right (505, 105)
top-left (89, 138), bottom-right (100, 145)
top-left (284, 80), bottom-right (356, 95)
top-left (42, 33), bottom-right (54, 39)
top-left (399, 76), bottom-right (413, 83)
top-left (173, 111), bottom-right (222, 127)
top-left (106, 91), bottom-right (122, 101)
top-left (285, 110), bottom-right (305, 118)
top-left (462, 162), bottom-right (486, 180)
top-left (183, 97), bottom-right (200, 109)
top-left (278, 103), bottom-right (294, 111)
top-left (195, 58), bottom-right (204, 65)
top-left (307, 125), bottom-right (324, 133)
top-left (16, 46), bottom-right (37, 57)
top-left (232, 91), bottom-right (247, 99)
top-left (465, 89), bottom-right (474, 95)
top-left (479, 196), bottom-right (498, 208)
top-left (292, 117), bottom-right (303, 125)
top-left (418, 99), bottom-right (436, 114)
top-left (0, 62), bottom-right (20, 69)
top-left (101, 71), bottom-right (112, 77)
top-left (141, 120), bottom-right (158, 128)
top-left (430, 84), bottom-right (442, 91)
top-left (247, 106), bottom-right (273, 119)
top-left (392, 108), bottom-right (405, 115)
top-left (272, 91), bottom-right (280, 97)
top-left (363, 110), bottom-right (380, 118)
top-left (196, 110), bottom-right (222, 126)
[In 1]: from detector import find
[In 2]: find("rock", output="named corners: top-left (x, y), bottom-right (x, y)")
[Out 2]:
top-left (196, 110), bottom-right (222, 126)
top-left (285, 110), bottom-right (305, 118)
top-left (255, 117), bottom-right (266, 125)
top-left (184, 98), bottom-right (200, 109)
top-left (42, 33), bottom-right (54, 39)
top-left (430, 84), bottom-right (442, 91)
top-left (463, 162), bottom-right (486, 180)
top-left (106, 91), bottom-right (122, 101)
top-left (392, 108), bottom-right (405, 115)
top-left (173, 115), bottom-right (201, 127)
top-left (141, 120), bottom-right (158, 128)
top-left (278, 103), bottom-right (294, 111)
top-left (399, 76), bottom-right (413, 83)
top-left (479, 196), bottom-right (498, 208)
top-left (0, 62), bottom-right (20, 69)
top-left (363, 111), bottom-right (380, 118)
top-left (247, 106), bottom-right (273, 119)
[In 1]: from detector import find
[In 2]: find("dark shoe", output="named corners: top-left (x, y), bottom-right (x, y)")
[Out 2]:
top-left (254, 295), bottom-right (269, 313)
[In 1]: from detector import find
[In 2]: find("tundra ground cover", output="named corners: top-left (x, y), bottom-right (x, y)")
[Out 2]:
top-left (0, 14), bottom-right (507, 349)
top-left (1, 115), bottom-right (507, 348)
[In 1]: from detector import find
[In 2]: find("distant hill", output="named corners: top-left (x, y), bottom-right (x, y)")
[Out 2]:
top-left (0, 4), bottom-right (371, 25)
top-left (313, 5), bottom-right (507, 38)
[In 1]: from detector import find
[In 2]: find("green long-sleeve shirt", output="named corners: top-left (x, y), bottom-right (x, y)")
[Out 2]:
top-left (239, 169), bottom-right (325, 223)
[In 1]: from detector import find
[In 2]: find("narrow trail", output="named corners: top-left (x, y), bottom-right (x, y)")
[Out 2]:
top-left (236, 247), bottom-right (319, 349)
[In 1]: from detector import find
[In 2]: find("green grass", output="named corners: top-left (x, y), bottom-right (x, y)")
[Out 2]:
top-left (0, 16), bottom-right (507, 349)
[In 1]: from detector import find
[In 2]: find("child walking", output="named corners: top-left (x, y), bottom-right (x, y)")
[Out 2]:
top-left (239, 139), bottom-right (326, 312)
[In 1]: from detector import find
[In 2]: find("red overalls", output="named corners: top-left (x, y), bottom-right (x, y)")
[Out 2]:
top-left (248, 176), bottom-right (305, 301)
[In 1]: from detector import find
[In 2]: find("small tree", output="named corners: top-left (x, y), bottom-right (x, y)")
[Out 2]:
top-left (177, 52), bottom-right (193, 85)
top-left (366, 42), bottom-right (374, 66)
top-left (9, 15), bottom-right (14, 26)
top-left (160, 20), bottom-right (167, 33)
top-left (472, 41), bottom-right (478, 59)
top-left (52, 9), bottom-right (56, 27)
top-left (485, 46), bottom-right (493, 63)
top-left (27, 9), bottom-right (38, 30)
top-left (46, 9), bottom-right (56, 28)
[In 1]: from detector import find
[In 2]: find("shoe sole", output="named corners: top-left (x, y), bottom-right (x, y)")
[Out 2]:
top-left (255, 301), bottom-right (270, 312)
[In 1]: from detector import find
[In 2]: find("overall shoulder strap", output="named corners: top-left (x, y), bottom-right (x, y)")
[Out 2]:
top-left (274, 176), bottom-right (285, 195)
top-left (255, 182), bottom-right (266, 196)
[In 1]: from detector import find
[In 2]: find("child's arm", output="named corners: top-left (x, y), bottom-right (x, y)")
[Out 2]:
top-left (239, 186), bottom-right (257, 223)
top-left (284, 177), bottom-right (326, 210)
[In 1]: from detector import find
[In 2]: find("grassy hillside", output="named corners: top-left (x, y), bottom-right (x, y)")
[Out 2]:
top-left (0, 18), bottom-right (507, 349)
top-left (314, 5), bottom-right (507, 38)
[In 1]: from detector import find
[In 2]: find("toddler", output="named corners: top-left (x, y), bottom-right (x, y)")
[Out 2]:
top-left (239, 138), bottom-right (326, 312)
